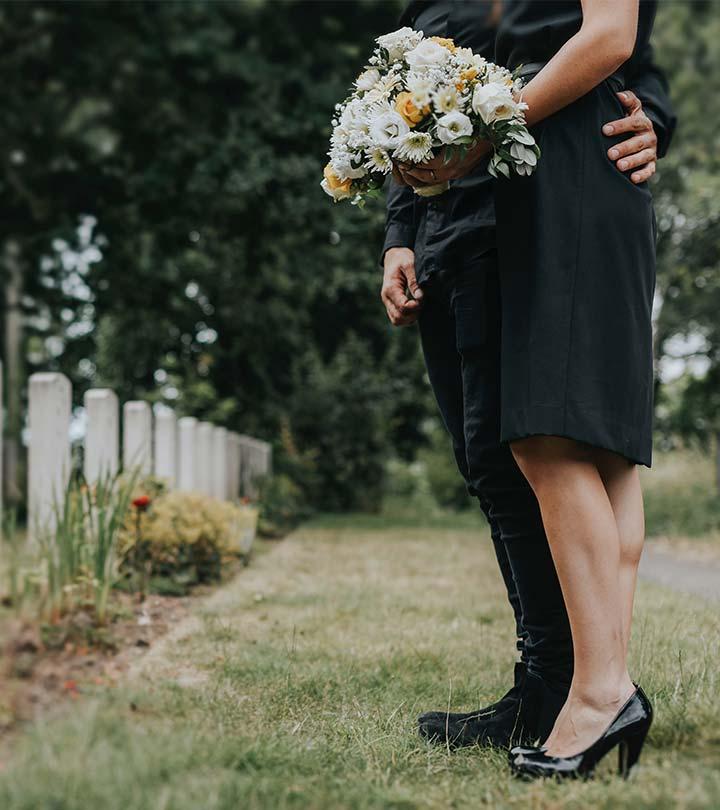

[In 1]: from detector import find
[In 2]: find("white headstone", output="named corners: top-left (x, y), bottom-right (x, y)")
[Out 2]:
top-left (154, 407), bottom-right (177, 487)
top-left (212, 426), bottom-right (228, 500)
top-left (238, 434), bottom-right (271, 499)
top-left (226, 431), bottom-right (241, 501)
top-left (83, 388), bottom-right (119, 484)
top-left (177, 416), bottom-right (198, 492)
top-left (28, 373), bottom-right (72, 539)
top-left (196, 421), bottom-right (214, 496)
top-left (123, 401), bottom-right (152, 475)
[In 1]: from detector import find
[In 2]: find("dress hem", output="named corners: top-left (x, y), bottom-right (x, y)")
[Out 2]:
top-left (501, 404), bottom-right (652, 468)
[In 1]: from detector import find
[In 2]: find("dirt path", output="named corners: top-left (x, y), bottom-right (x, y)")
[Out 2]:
top-left (640, 543), bottom-right (720, 601)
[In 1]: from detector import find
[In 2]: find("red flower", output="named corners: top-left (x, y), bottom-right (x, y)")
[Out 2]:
top-left (132, 494), bottom-right (151, 511)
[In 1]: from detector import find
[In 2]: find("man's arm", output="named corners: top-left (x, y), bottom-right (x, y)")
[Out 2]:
top-left (625, 41), bottom-right (677, 159)
top-left (381, 175), bottom-right (416, 262)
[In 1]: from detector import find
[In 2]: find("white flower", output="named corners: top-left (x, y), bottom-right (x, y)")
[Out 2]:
top-left (487, 66), bottom-right (514, 86)
top-left (405, 74), bottom-right (433, 108)
top-left (356, 68), bottom-right (380, 92)
top-left (329, 150), bottom-right (367, 181)
top-left (369, 109), bottom-right (410, 149)
top-left (395, 131), bottom-right (434, 163)
top-left (433, 86), bottom-right (459, 113)
top-left (364, 146), bottom-right (393, 174)
top-left (454, 46), bottom-right (475, 64)
top-left (471, 83), bottom-right (518, 124)
top-left (321, 178), bottom-right (354, 202)
top-left (436, 111), bottom-right (473, 144)
top-left (405, 39), bottom-right (451, 71)
top-left (376, 27), bottom-right (423, 62)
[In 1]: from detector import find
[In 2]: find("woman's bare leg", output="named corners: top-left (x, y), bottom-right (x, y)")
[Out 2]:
top-left (595, 455), bottom-right (645, 654)
top-left (510, 436), bottom-right (635, 757)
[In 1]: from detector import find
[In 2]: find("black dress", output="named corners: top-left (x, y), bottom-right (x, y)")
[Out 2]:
top-left (494, 1), bottom-right (658, 467)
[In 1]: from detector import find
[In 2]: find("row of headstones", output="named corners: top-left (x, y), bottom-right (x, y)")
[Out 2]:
top-left (27, 372), bottom-right (272, 537)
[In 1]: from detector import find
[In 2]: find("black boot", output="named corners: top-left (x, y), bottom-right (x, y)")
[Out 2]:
top-left (515, 669), bottom-right (569, 745)
top-left (418, 662), bottom-right (527, 748)
top-left (418, 666), bottom-right (570, 750)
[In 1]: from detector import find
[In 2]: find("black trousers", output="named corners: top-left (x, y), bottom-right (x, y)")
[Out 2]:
top-left (418, 249), bottom-right (573, 689)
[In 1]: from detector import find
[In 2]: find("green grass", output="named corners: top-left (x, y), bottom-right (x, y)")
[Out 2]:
top-left (642, 450), bottom-right (720, 540)
top-left (1, 515), bottom-right (718, 809)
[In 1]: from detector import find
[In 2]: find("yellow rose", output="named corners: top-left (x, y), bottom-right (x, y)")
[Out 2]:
top-left (394, 91), bottom-right (428, 127)
top-left (430, 36), bottom-right (457, 53)
top-left (323, 164), bottom-right (352, 194)
top-left (455, 67), bottom-right (479, 92)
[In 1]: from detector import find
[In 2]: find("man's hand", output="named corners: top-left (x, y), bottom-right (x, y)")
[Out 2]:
top-left (395, 140), bottom-right (491, 188)
top-left (381, 247), bottom-right (423, 326)
top-left (603, 90), bottom-right (658, 184)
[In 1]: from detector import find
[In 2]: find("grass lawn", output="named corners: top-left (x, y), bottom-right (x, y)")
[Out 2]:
top-left (0, 516), bottom-right (718, 809)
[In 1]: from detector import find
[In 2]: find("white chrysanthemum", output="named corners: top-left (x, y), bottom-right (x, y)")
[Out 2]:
top-left (405, 39), bottom-right (451, 71)
top-left (376, 27), bottom-right (423, 61)
top-left (436, 111), bottom-right (473, 144)
top-left (356, 68), bottom-right (381, 92)
top-left (471, 54), bottom-right (489, 72)
top-left (363, 71), bottom-right (404, 105)
top-left (364, 146), bottom-right (393, 174)
top-left (487, 66), bottom-right (514, 87)
top-left (471, 83), bottom-right (518, 124)
top-left (453, 46), bottom-right (475, 64)
top-left (394, 131), bottom-right (433, 163)
top-left (433, 86), bottom-right (459, 113)
top-left (340, 98), bottom-right (368, 130)
top-left (329, 150), bottom-right (367, 181)
top-left (369, 109), bottom-right (410, 149)
top-left (405, 74), bottom-right (434, 108)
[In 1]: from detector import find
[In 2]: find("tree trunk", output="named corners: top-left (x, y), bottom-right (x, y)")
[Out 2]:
top-left (3, 238), bottom-right (25, 508)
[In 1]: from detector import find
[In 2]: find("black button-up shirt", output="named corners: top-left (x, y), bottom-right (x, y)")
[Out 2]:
top-left (382, 0), bottom-right (677, 285)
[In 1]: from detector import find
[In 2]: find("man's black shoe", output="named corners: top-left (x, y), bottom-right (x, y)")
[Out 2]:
top-left (418, 662), bottom-right (527, 748)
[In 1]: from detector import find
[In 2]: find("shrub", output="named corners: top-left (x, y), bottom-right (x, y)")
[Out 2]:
top-left (118, 490), bottom-right (257, 592)
top-left (416, 422), bottom-right (473, 511)
top-left (257, 474), bottom-right (311, 538)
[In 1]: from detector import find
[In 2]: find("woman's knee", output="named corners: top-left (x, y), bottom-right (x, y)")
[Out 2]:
top-left (510, 436), bottom-right (593, 492)
top-left (620, 539), bottom-right (644, 569)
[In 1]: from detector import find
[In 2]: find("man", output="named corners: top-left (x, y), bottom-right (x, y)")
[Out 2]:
top-left (380, 0), bottom-right (676, 748)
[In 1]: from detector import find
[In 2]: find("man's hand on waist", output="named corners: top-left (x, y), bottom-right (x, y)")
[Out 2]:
top-left (603, 90), bottom-right (658, 184)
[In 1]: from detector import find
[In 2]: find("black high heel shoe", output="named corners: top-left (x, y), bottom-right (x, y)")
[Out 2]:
top-left (510, 685), bottom-right (653, 780)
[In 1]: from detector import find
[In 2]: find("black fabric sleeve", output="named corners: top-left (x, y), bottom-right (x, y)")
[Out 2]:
top-left (626, 42), bottom-right (677, 159)
top-left (380, 178), bottom-right (416, 267)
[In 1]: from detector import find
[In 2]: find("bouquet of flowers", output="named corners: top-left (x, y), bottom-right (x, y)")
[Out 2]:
top-left (321, 27), bottom-right (539, 205)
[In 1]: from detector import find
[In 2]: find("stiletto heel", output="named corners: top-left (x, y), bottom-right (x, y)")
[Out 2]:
top-left (618, 727), bottom-right (648, 777)
top-left (510, 685), bottom-right (653, 780)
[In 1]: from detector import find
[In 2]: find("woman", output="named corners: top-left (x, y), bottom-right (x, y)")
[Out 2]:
top-left (400, 0), bottom-right (658, 778)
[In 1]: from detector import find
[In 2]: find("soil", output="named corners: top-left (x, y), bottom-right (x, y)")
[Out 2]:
top-left (0, 590), bottom-right (191, 739)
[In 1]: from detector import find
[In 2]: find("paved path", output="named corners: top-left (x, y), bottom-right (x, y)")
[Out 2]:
top-left (639, 544), bottom-right (720, 601)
